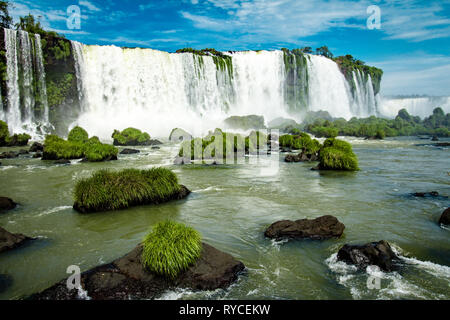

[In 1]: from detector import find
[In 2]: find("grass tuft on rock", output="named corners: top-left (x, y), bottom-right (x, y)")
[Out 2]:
top-left (0, 120), bottom-right (31, 147)
top-left (112, 128), bottom-right (151, 146)
top-left (142, 220), bottom-right (202, 279)
top-left (319, 138), bottom-right (359, 171)
top-left (73, 168), bottom-right (183, 213)
top-left (43, 127), bottom-right (118, 162)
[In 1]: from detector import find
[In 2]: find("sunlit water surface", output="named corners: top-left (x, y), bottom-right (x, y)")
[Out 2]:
top-left (0, 137), bottom-right (449, 300)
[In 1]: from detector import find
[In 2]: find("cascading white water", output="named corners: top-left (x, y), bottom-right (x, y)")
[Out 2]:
top-left (306, 54), bottom-right (354, 119)
top-left (35, 34), bottom-right (49, 123)
top-left (71, 41), bottom-right (87, 112)
top-left (379, 96), bottom-right (450, 118)
top-left (4, 29), bottom-right (21, 132)
top-left (17, 30), bottom-right (35, 123)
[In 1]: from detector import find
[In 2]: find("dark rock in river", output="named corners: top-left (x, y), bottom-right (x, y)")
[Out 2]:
top-left (33, 152), bottom-right (43, 159)
top-left (30, 242), bottom-right (245, 300)
top-left (120, 148), bottom-right (140, 155)
top-left (439, 207), bottom-right (450, 225)
top-left (0, 151), bottom-right (19, 159)
top-left (431, 136), bottom-right (439, 141)
top-left (337, 240), bottom-right (399, 272)
top-left (149, 139), bottom-right (163, 146)
top-left (285, 151), bottom-right (318, 163)
top-left (0, 197), bottom-right (16, 211)
top-left (53, 159), bottom-right (71, 165)
top-left (265, 215), bottom-right (345, 240)
top-left (29, 142), bottom-right (44, 152)
top-left (151, 146), bottom-right (160, 150)
top-left (174, 156), bottom-right (191, 165)
top-left (0, 227), bottom-right (33, 253)
top-left (412, 191), bottom-right (440, 198)
top-left (434, 142), bottom-right (450, 147)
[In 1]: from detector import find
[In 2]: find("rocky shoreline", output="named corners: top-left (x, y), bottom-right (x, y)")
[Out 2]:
top-left (30, 242), bottom-right (245, 300)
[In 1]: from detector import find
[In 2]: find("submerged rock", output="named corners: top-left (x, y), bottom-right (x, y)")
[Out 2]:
top-left (174, 156), bottom-right (192, 165)
top-left (0, 227), bottom-right (33, 253)
top-left (439, 208), bottom-right (450, 225)
top-left (0, 197), bottom-right (16, 211)
top-left (29, 142), bottom-right (44, 153)
top-left (265, 215), bottom-right (345, 240)
top-left (337, 240), bottom-right (399, 272)
top-left (412, 191), bottom-right (440, 198)
top-left (149, 139), bottom-right (162, 146)
top-left (431, 136), bottom-right (439, 141)
top-left (30, 242), bottom-right (245, 300)
top-left (33, 152), bottom-right (43, 159)
top-left (53, 159), bottom-right (71, 165)
top-left (120, 148), bottom-right (140, 155)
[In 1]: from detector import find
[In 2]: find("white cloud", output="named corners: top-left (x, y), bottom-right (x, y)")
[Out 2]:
top-left (79, 1), bottom-right (102, 12)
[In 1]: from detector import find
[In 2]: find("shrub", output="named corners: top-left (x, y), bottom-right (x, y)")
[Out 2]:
top-left (68, 126), bottom-right (89, 143)
top-left (0, 120), bottom-right (8, 145)
top-left (112, 128), bottom-right (151, 146)
top-left (43, 135), bottom-right (85, 160)
top-left (0, 121), bottom-right (31, 146)
top-left (73, 168), bottom-right (182, 213)
top-left (141, 220), bottom-right (202, 279)
top-left (319, 138), bottom-right (359, 171)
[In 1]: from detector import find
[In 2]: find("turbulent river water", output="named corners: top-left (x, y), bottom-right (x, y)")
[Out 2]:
top-left (0, 137), bottom-right (449, 300)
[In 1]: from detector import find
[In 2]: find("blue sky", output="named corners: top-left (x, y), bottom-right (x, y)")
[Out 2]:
top-left (9, 0), bottom-right (450, 96)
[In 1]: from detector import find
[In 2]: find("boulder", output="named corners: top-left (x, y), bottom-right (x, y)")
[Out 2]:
top-left (30, 242), bottom-right (245, 300)
top-left (265, 215), bottom-right (345, 240)
top-left (33, 152), bottom-right (43, 159)
top-left (224, 115), bottom-right (266, 131)
top-left (0, 151), bottom-right (19, 159)
top-left (18, 149), bottom-right (29, 155)
top-left (431, 136), bottom-right (439, 141)
top-left (412, 191), bottom-right (440, 197)
top-left (337, 240), bottom-right (399, 272)
top-left (174, 156), bottom-right (191, 165)
top-left (120, 148), bottom-right (140, 155)
top-left (285, 151), bottom-right (318, 163)
top-left (149, 139), bottom-right (162, 146)
top-left (439, 207), bottom-right (450, 225)
top-left (0, 227), bottom-right (33, 253)
top-left (151, 146), bottom-right (160, 150)
top-left (29, 142), bottom-right (44, 152)
top-left (0, 197), bottom-right (16, 211)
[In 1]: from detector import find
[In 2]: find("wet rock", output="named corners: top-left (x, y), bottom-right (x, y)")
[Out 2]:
top-left (120, 148), bottom-right (140, 155)
top-left (0, 151), bottom-right (19, 159)
top-left (285, 152), bottom-right (318, 163)
top-left (265, 215), bottom-right (345, 240)
top-left (439, 207), bottom-right (450, 225)
top-left (0, 197), bottom-right (16, 211)
top-left (412, 191), bottom-right (440, 197)
top-left (431, 136), bottom-right (439, 141)
top-left (151, 146), bottom-right (160, 150)
top-left (30, 242), bottom-right (245, 300)
top-left (29, 142), bottom-right (44, 153)
top-left (33, 152), bottom-right (43, 159)
top-left (53, 159), bottom-right (71, 165)
top-left (337, 240), bottom-right (399, 272)
top-left (434, 142), bottom-right (450, 147)
top-left (174, 156), bottom-right (191, 165)
top-left (0, 227), bottom-right (33, 253)
top-left (285, 153), bottom-right (302, 163)
top-left (18, 149), bottom-right (29, 155)
top-left (149, 139), bottom-right (163, 146)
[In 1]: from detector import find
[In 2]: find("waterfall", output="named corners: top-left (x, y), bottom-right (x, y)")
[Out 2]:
top-left (71, 41), bottom-right (87, 112)
top-left (306, 54), bottom-right (354, 119)
top-left (2, 28), bottom-right (50, 136)
top-left (35, 34), bottom-right (49, 123)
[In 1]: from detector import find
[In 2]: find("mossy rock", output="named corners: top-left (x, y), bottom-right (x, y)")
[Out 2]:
top-left (43, 127), bottom-right (118, 162)
top-left (112, 128), bottom-right (151, 146)
top-left (223, 115), bottom-right (266, 131)
top-left (0, 121), bottom-right (31, 147)
top-left (73, 168), bottom-right (190, 213)
top-left (142, 220), bottom-right (202, 279)
top-left (318, 138), bottom-right (359, 171)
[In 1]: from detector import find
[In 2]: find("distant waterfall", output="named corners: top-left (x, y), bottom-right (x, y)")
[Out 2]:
top-left (2, 28), bottom-right (50, 136)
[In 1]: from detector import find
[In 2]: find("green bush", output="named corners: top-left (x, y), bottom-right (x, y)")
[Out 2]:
top-left (141, 220), bottom-right (202, 279)
top-left (43, 127), bottom-right (118, 161)
top-left (73, 168), bottom-right (182, 213)
top-left (319, 138), bottom-right (359, 171)
top-left (0, 120), bottom-right (31, 146)
top-left (68, 126), bottom-right (89, 143)
top-left (112, 128), bottom-right (151, 146)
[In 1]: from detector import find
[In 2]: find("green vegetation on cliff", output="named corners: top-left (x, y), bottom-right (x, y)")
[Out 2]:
top-left (305, 108), bottom-right (450, 138)
top-left (43, 127), bottom-right (118, 162)
top-left (73, 168), bottom-right (183, 213)
top-left (112, 127), bottom-right (151, 146)
top-left (142, 220), bottom-right (202, 279)
top-left (176, 48), bottom-right (233, 78)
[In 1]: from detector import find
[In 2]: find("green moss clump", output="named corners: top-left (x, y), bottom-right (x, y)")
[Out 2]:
top-left (319, 138), bottom-right (359, 171)
top-left (43, 127), bottom-right (118, 162)
top-left (112, 128), bottom-right (151, 146)
top-left (0, 120), bottom-right (31, 146)
top-left (73, 168), bottom-right (182, 213)
top-left (141, 220), bottom-right (202, 279)
top-left (67, 126), bottom-right (89, 143)
top-left (46, 73), bottom-right (74, 108)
